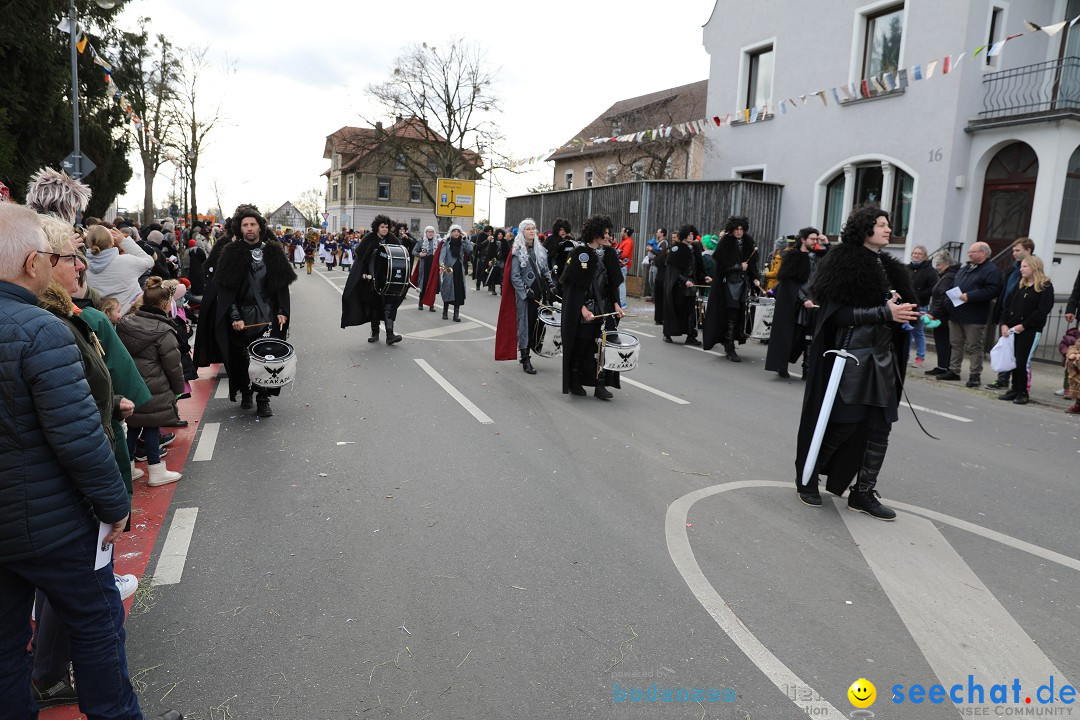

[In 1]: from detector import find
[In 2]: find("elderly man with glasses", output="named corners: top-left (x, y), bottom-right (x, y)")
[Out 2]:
top-left (938, 241), bottom-right (1003, 387)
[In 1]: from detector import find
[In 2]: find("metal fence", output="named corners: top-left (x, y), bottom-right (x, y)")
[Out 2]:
top-left (1032, 299), bottom-right (1077, 365)
top-left (504, 179), bottom-right (784, 276)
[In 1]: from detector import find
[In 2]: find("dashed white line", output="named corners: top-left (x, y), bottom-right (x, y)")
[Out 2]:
top-left (192, 422), bottom-right (220, 462)
top-left (621, 377), bottom-right (690, 405)
top-left (214, 380), bottom-right (229, 400)
top-left (153, 507), bottom-right (199, 586)
top-left (414, 358), bottom-right (494, 424)
top-left (900, 401), bottom-right (972, 423)
top-left (407, 321), bottom-right (480, 338)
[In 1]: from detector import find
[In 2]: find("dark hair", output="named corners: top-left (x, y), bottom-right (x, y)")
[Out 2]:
top-left (798, 226), bottom-right (820, 240)
top-left (231, 204), bottom-right (266, 238)
top-left (484, 225), bottom-right (494, 234)
top-left (579, 215), bottom-right (613, 243)
top-left (495, 229), bottom-right (505, 240)
top-left (840, 206), bottom-right (889, 245)
top-left (676, 224), bottom-right (698, 241)
top-left (724, 216), bottom-right (749, 234)
top-left (551, 218), bottom-right (571, 234)
top-left (372, 214), bottom-right (393, 231)
top-left (656, 227), bottom-right (667, 237)
top-left (1013, 237), bottom-right (1035, 253)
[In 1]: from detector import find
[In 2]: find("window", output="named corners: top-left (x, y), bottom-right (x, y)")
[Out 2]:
top-left (853, 164), bottom-right (884, 206)
top-left (564, 171), bottom-right (573, 190)
top-left (377, 178), bottom-right (391, 201)
top-left (737, 169), bottom-right (765, 181)
top-left (892, 170), bottom-right (914, 239)
top-left (585, 169), bottom-right (594, 187)
top-left (631, 162), bottom-right (645, 181)
top-left (746, 46), bottom-right (774, 109)
top-left (395, 153), bottom-right (407, 170)
top-left (410, 218), bottom-right (421, 233)
top-left (333, 153), bottom-right (340, 170)
top-left (347, 176), bottom-right (353, 201)
top-left (1059, 145), bottom-right (1080, 245)
top-left (863, 4), bottom-right (904, 80)
top-left (820, 160), bottom-right (914, 240)
top-left (410, 180), bottom-right (423, 203)
top-left (823, 174), bottom-right (846, 236)
top-left (986, 6), bottom-right (1004, 67)
top-left (331, 180), bottom-right (339, 202)
top-left (606, 164), bottom-right (619, 183)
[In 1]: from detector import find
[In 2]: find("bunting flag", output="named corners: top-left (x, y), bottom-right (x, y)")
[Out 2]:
top-left (972, 44), bottom-right (988, 58)
top-left (912, 64), bottom-right (923, 81)
top-left (749, 107), bottom-right (759, 123)
top-left (926, 60), bottom-right (938, 78)
top-left (871, 76), bottom-right (887, 94)
top-left (897, 68), bottom-right (909, 89)
top-left (831, 87), bottom-right (843, 104)
top-left (76, 34), bottom-right (88, 53)
top-left (743, 108), bottom-right (751, 124)
top-left (814, 90), bottom-right (827, 106)
top-left (987, 39), bottom-right (1006, 56)
top-left (779, 99), bottom-right (787, 115)
top-left (1042, 21), bottom-right (1068, 36)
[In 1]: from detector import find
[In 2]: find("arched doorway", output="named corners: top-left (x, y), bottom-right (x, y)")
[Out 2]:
top-left (976, 142), bottom-right (1038, 256)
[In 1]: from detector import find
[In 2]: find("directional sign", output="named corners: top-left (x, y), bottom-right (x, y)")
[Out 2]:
top-left (60, 151), bottom-right (96, 179)
top-left (435, 178), bottom-right (475, 218)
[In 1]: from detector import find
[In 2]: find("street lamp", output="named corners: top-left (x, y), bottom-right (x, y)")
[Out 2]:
top-left (67, 0), bottom-right (119, 182)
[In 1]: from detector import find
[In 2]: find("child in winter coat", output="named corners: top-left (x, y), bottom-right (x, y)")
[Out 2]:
top-left (116, 276), bottom-right (185, 486)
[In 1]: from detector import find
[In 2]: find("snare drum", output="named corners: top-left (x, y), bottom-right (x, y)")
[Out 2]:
top-left (534, 306), bottom-right (563, 358)
top-left (248, 337), bottom-right (296, 388)
top-left (749, 296), bottom-right (775, 341)
top-left (598, 331), bottom-right (640, 372)
top-left (375, 243), bottom-right (410, 297)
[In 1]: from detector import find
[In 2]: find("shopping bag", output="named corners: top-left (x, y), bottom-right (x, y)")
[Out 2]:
top-left (989, 333), bottom-right (1016, 373)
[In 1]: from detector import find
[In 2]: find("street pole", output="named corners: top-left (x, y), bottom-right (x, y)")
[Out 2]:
top-left (68, 0), bottom-right (82, 182)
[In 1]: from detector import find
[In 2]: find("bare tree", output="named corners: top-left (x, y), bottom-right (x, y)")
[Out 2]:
top-left (294, 187), bottom-right (324, 227)
top-left (361, 38), bottom-right (498, 229)
top-left (122, 20), bottom-right (180, 224)
top-left (172, 45), bottom-right (229, 224)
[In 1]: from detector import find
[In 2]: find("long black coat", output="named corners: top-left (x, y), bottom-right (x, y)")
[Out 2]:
top-left (559, 244), bottom-right (623, 393)
top-left (341, 231), bottom-right (400, 328)
top-left (793, 243), bottom-right (916, 496)
top-left (658, 242), bottom-right (702, 338)
top-left (764, 250), bottom-right (812, 372)
top-left (702, 234), bottom-right (759, 350)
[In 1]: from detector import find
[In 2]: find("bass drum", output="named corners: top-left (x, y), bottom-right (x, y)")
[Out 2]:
top-left (534, 305), bottom-right (563, 358)
top-left (598, 331), bottom-right (640, 372)
top-left (248, 337), bottom-right (296, 388)
top-left (375, 243), bottom-right (410, 297)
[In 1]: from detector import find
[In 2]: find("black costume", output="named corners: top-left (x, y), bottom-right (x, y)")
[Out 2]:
top-left (793, 242), bottom-right (916, 505)
top-left (341, 229), bottom-right (407, 344)
top-left (658, 241), bottom-right (706, 342)
top-left (484, 236), bottom-right (510, 294)
top-left (765, 249), bottom-right (815, 375)
top-left (559, 243), bottom-right (623, 397)
top-left (472, 232), bottom-right (489, 289)
top-left (545, 233), bottom-right (576, 283)
top-left (702, 232), bottom-right (759, 358)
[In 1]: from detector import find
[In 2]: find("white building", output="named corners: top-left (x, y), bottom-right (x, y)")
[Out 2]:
top-left (702, 0), bottom-right (1080, 284)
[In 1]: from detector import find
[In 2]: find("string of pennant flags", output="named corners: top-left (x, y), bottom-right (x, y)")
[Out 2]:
top-left (506, 13), bottom-right (1080, 170)
top-left (56, 18), bottom-right (183, 168)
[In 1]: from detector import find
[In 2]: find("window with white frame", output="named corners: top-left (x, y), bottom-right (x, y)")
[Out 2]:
top-left (331, 180), bottom-right (339, 202)
top-left (585, 169), bottom-right (594, 187)
top-left (347, 176), bottom-right (353, 201)
top-left (410, 179), bottom-right (423, 203)
top-left (746, 45), bottom-right (774, 109)
top-left (377, 178), bottom-right (391, 200)
top-left (410, 218), bottom-right (421, 233)
top-left (861, 4), bottom-right (905, 80)
top-left (631, 161), bottom-right (645, 181)
top-left (986, 4), bottom-right (1005, 68)
top-left (606, 164), bottom-right (619, 183)
top-left (564, 171), bottom-right (573, 190)
top-left (820, 160), bottom-right (914, 241)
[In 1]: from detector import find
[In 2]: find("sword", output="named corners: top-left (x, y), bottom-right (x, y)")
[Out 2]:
top-left (800, 349), bottom-right (860, 486)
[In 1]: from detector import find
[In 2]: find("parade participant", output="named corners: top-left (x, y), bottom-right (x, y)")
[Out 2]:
top-left (291, 238), bottom-right (305, 268)
top-left (544, 218), bottom-right (575, 282)
top-left (439, 224), bottom-right (472, 321)
top-left (644, 227), bottom-right (667, 300)
top-left (495, 218), bottom-right (557, 373)
top-left (412, 225), bottom-right (439, 311)
top-left (793, 206), bottom-right (919, 519)
top-left (658, 224), bottom-right (709, 345)
top-left (303, 230), bottom-right (318, 275)
top-left (762, 237), bottom-right (791, 291)
top-left (765, 227), bottom-right (822, 378)
top-left (559, 215), bottom-right (624, 399)
top-left (472, 226), bottom-right (490, 291)
top-left (396, 222), bottom-right (416, 255)
top-left (341, 214), bottom-right (407, 344)
top-left (194, 205), bottom-right (296, 418)
top-left (702, 216), bottom-right (760, 362)
top-left (325, 234), bottom-right (338, 271)
top-left (484, 228), bottom-right (510, 295)
top-left (340, 240), bottom-right (354, 271)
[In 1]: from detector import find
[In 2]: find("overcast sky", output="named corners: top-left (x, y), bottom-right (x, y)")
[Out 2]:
top-left (112, 0), bottom-right (713, 226)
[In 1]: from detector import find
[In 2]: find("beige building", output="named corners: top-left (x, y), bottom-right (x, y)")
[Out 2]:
top-left (549, 80), bottom-right (709, 190)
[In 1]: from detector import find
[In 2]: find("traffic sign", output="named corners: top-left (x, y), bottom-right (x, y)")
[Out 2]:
top-left (321, 212), bottom-right (330, 221)
top-left (435, 178), bottom-right (475, 218)
top-left (60, 151), bottom-right (96, 179)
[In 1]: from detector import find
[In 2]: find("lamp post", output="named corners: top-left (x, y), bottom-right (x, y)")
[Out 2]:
top-left (67, 0), bottom-right (118, 182)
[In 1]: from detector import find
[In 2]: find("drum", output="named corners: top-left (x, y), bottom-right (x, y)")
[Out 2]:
top-left (749, 296), bottom-right (775, 341)
top-left (375, 243), bottom-right (410, 296)
top-left (599, 331), bottom-right (640, 372)
top-left (248, 337), bottom-right (296, 388)
top-left (534, 306), bottom-right (563, 358)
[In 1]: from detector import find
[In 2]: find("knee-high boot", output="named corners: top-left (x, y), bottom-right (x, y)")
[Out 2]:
top-left (442, 304), bottom-right (449, 320)
top-left (724, 316), bottom-right (741, 361)
top-left (385, 305), bottom-right (402, 345)
top-left (847, 441), bottom-right (895, 520)
top-left (368, 317), bottom-right (380, 343)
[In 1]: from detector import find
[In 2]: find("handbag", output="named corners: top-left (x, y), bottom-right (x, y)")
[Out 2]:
top-left (989, 333), bottom-right (1016, 373)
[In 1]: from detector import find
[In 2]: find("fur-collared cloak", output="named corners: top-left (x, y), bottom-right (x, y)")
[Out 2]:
top-left (657, 241), bottom-right (703, 338)
top-left (702, 234), bottom-right (759, 350)
top-left (558, 243), bottom-right (623, 394)
top-left (341, 231), bottom-right (405, 328)
top-left (764, 249), bottom-right (812, 372)
top-left (793, 243), bottom-right (917, 496)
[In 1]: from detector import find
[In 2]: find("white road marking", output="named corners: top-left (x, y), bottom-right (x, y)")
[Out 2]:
top-left (620, 377), bottom-right (690, 405)
top-left (414, 359), bottom-right (494, 424)
top-left (192, 422), bottom-right (220, 462)
top-left (407, 321), bottom-right (480, 338)
top-left (153, 507), bottom-right (199, 586)
top-left (214, 381), bottom-right (229, 399)
top-left (315, 269), bottom-right (347, 295)
top-left (667, 480), bottom-right (1080, 718)
top-left (839, 500), bottom-right (1067, 704)
top-left (681, 343), bottom-right (726, 358)
top-left (901, 401), bottom-right (972, 423)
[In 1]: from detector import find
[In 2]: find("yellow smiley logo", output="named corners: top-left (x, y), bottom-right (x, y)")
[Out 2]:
top-left (848, 678), bottom-right (876, 708)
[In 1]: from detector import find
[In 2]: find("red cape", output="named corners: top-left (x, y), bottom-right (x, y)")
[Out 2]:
top-left (494, 261), bottom-right (518, 361)
top-left (419, 240), bottom-right (443, 307)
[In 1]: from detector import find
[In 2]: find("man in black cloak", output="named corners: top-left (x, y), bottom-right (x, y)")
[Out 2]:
top-left (702, 216), bottom-right (760, 361)
top-left (793, 206), bottom-right (919, 519)
top-left (341, 214), bottom-right (407, 345)
top-left (659, 224), bottom-right (709, 345)
top-left (765, 227), bottom-right (824, 378)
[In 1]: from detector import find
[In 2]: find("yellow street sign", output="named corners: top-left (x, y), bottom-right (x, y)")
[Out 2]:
top-left (435, 178), bottom-right (475, 218)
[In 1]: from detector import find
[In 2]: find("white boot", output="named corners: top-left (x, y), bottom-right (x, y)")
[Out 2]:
top-left (131, 461), bottom-right (144, 481)
top-left (147, 462), bottom-right (181, 487)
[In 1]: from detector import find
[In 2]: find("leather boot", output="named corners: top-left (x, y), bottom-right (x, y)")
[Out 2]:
top-left (442, 305), bottom-right (449, 320)
top-left (520, 349), bottom-right (536, 374)
top-left (256, 393), bottom-right (273, 418)
top-left (594, 381), bottom-right (613, 400)
top-left (724, 317), bottom-right (741, 361)
top-left (418, 297), bottom-right (424, 310)
top-left (847, 441), bottom-right (896, 520)
top-left (568, 370), bottom-right (586, 396)
top-left (368, 320), bottom-right (380, 343)
top-left (798, 426), bottom-right (847, 505)
top-left (453, 304), bottom-right (461, 322)
top-left (240, 390), bottom-right (254, 409)
top-left (385, 307), bottom-right (402, 345)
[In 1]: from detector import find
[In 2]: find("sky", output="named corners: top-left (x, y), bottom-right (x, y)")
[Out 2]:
top-left (111, 0), bottom-right (714, 226)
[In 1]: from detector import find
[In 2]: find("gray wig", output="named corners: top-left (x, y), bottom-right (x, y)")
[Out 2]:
top-left (25, 168), bottom-right (91, 224)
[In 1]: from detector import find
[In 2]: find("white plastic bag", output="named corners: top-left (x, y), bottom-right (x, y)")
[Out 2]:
top-left (990, 333), bottom-right (1016, 373)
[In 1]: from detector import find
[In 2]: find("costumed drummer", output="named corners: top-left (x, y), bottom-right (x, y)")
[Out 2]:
top-left (495, 218), bottom-right (558, 374)
top-left (195, 204), bottom-right (296, 418)
top-left (702, 216), bottom-right (760, 362)
top-left (341, 214), bottom-right (406, 345)
top-left (559, 215), bottom-right (624, 400)
top-left (659, 224), bottom-right (711, 346)
top-left (793, 206), bottom-right (918, 519)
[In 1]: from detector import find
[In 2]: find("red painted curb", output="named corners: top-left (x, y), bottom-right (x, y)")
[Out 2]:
top-left (42, 364), bottom-right (220, 720)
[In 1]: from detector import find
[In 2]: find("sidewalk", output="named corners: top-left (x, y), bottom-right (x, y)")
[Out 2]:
top-left (910, 347), bottom-right (1073, 412)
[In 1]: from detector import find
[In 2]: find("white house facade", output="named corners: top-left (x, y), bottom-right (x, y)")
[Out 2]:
top-left (702, 0), bottom-right (1080, 285)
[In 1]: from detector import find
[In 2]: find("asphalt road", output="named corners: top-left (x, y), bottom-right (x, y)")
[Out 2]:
top-left (126, 267), bottom-right (1080, 720)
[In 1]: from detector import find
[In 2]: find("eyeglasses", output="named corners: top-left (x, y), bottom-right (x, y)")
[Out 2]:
top-left (32, 251), bottom-right (80, 267)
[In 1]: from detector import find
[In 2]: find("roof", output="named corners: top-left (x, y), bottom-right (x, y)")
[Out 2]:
top-left (548, 80), bottom-right (708, 161)
top-left (322, 117), bottom-right (482, 176)
top-left (267, 201), bottom-right (305, 222)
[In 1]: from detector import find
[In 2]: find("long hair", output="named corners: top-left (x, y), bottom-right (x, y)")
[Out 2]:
top-left (513, 218), bottom-right (547, 268)
top-left (1020, 255), bottom-right (1049, 293)
top-left (140, 276), bottom-right (171, 310)
top-left (230, 204), bottom-right (267, 239)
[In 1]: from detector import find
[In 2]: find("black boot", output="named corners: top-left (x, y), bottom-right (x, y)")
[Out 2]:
top-left (418, 298), bottom-right (424, 310)
top-left (520, 349), bottom-right (536, 375)
top-left (847, 441), bottom-right (896, 520)
top-left (240, 390), bottom-right (254, 410)
top-left (385, 307), bottom-right (402, 345)
top-left (594, 381), bottom-right (613, 400)
top-left (368, 320), bottom-right (380, 343)
top-left (256, 394), bottom-right (273, 418)
top-left (453, 304), bottom-right (461, 322)
top-left (442, 305), bottom-right (449, 320)
top-left (568, 370), bottom-right (586, 396)
top-left (724, 318), bottom-right (741, 361)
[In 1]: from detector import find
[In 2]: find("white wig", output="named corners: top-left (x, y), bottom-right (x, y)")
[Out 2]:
top-left (25, 168), bottom-right (91, 224)
top-left (447, 224), bottom-right (463, 237)
top-left (513, 217), bottom-right (547, 268)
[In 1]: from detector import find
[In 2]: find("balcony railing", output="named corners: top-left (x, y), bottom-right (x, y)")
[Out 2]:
top-left (976, 56), bottom-right (1080, 122)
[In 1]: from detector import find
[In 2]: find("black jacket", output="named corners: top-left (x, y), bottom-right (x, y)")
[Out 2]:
top-left (909, 260), bottom-right (936, 306)
top-left (765, 249), bottom-right (812, 372)
top-left (928, 264), bottom-right (960, 320)
top-left (1001, 282), bottom-right (1055, 332)
top-left (949, 260), bottom-right (1002, 324)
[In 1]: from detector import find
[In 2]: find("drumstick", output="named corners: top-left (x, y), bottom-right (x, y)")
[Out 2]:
top-left (238, 321), bottom-right (273, 329)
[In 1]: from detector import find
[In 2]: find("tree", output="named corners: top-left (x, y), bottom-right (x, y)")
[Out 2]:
top-left (0, 1), bottom-right (135, 215)
top-left (362, 38), bottom-right (497, 229)
top-left (294, 187), bottom-right (324, 228)
top-left (121, 19), bottom-right (180, 224)
top-left (171, 45), bottom-right (227, 224)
